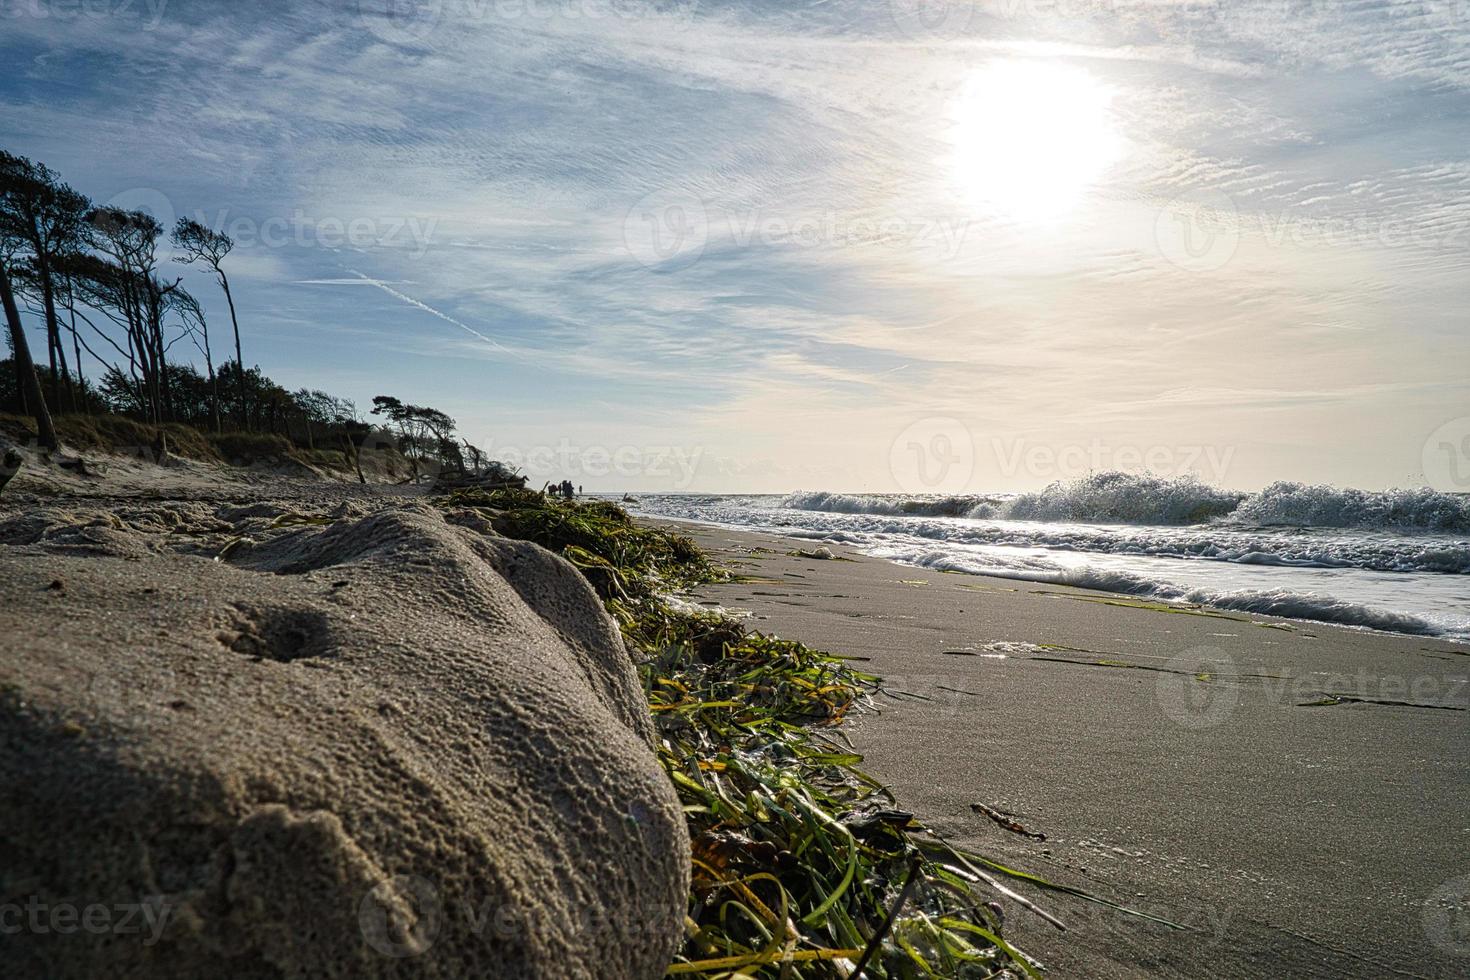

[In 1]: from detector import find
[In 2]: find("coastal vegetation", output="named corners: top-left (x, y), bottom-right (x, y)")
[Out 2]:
top-left (0, 150), bottom-right (495, 482)
top-left (0, 146), bottom-right (1136, 976)
top-left (435, 488), bottom-right (1142, 978)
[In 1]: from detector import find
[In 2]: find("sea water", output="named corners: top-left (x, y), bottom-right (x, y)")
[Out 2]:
top-left (627, 473), bottom-right (1470, 643)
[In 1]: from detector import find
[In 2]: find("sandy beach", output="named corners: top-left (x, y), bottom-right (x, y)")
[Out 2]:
top-left (664, 519), bottom-right (1470, 979)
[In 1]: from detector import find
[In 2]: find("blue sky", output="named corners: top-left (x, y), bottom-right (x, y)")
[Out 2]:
top-left (2, 0), bottom-right (1468, 491)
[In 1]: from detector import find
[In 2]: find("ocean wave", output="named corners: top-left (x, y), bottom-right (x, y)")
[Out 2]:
top-left (875, 547), bottom-right (1449, 638)
top-left (783, 472), bottom-right (1470, 532)
top-left (1229, 482), bottom-right (1470, 531)
top-left (780, 490), bottom-right (1001, 518)
top-left (629, 493), bottom-right (1470, 642)
top-left (799, 513), bottom-right (1470, 575)
top-left (1000, 472), bottom-right (1245, 525)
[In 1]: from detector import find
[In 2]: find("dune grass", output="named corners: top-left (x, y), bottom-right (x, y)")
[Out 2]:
top-left (0, 411), bottom-right (399, 478)
top-left (435, 489), bottom-right (1159, 977)
top-left (0, 411), bottom-right (220, 461)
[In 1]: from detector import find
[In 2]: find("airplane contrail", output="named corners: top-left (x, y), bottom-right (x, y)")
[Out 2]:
top-left (344, 268), bottom-right (519, 358)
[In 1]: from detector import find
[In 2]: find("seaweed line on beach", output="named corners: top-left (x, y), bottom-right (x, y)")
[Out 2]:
top-left (433, 489), bottom-right (1172, 978)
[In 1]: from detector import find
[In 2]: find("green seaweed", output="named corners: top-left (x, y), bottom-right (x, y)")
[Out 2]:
top-left (432, 491), bottom-right (1162, 977)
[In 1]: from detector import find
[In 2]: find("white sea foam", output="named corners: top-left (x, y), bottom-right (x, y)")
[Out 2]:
top-left (1230, 481), bottom-right (1470, 531)
top-left (631, 477), bottom-right (1470, 642)
top-left (782, 472), bottom-right (1470, 531)
top-left (873, 546), bottom-right (1448, 638)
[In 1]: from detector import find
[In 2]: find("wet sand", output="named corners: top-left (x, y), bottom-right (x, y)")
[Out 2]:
top-left (664, 520), bottom-right (1470, 979)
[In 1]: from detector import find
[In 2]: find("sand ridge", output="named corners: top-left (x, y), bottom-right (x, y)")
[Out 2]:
top-left (0, 490), bottom-right (688, 978)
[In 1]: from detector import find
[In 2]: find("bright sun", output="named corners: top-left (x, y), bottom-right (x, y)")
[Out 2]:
top-left (948, 60), bottom-right (1121, 223)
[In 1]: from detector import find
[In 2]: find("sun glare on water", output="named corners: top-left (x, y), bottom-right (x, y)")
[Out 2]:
top-left (948, 60), bottom-right (1121, 223)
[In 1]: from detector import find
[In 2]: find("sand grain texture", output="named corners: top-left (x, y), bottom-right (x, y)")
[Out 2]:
top-left (0, 500), bottom-right (687, 979)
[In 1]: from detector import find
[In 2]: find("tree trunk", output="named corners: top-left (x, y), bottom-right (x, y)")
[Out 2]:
top-left (11, 349), bottom-right (25, 415)
top-left (35, 258), bottom-right (78, 415)
top-left (218, 270), bottom-right (247, 429)
top-left (68, 303), bottom-right (87, 414)
top-left (204, 348), bottom-right (220, 433)
top-left (0, 265), bottom-right (57, 450)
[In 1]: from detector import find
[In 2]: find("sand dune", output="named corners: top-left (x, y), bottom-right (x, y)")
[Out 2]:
top-left (0, 478), bottom-right (687, 978)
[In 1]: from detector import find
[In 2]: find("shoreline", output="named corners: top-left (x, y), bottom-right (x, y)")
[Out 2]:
top-left (654, 516), bottom-right (1470, 978)
top-left (635, 514), bottom-right (1470, 652)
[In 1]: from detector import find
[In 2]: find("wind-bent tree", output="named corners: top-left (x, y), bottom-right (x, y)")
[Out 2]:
top-left (86, 207), bottom-right (180, 423)
top-left (0, 151), bottom-right (90, 414)
top-left (371, 395), bottom-right (461, 477)
top-left (172, 218), bottom-right (246, 427)
top-left (0, 251), bottom-right (55, 447)
top-left (290, 389), bottom-right (356, 450)
top-left (173, 287), bottom-right (219, 432)
top-left (62, 250), bottom-right (145, 410)
top-left (0, 164), bottom-right (57, 447)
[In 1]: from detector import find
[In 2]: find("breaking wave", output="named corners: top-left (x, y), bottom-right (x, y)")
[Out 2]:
top-left (783, 473), bottom-right (1470, 531)
top-left (780, 490), bottom-right (1002, 518)
top-left (876, 547), bottom-right (1446, 637)
top-left (1230, 482), bottom-right (1470, 531)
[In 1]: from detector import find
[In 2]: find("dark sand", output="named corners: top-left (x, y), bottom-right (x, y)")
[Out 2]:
top-left (664, 520), bottom-right (1470, 979)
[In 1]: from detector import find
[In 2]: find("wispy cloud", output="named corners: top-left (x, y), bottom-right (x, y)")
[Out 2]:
top-left (1, 0), bottom-right (1466, 489)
